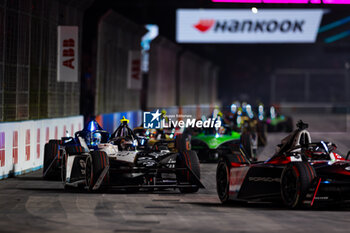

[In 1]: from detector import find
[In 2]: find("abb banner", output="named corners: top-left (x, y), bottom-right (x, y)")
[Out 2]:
top-left (127, 51), bottom-right (142, 90)
top-left (176, 9), bottom-right (324, 43)
top-left (57, 26), bottom-right (79, 82)
top-left (0, 116), bottom-right (83, 179)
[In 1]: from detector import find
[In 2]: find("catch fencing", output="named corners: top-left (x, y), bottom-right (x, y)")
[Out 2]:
top-left (0, 0), bottom-right (92, 122)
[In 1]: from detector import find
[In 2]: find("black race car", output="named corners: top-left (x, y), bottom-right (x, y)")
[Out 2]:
top-left (44, 118), bottom-right (203, 193)
top-left (216, 121), bottom-right (350, 208)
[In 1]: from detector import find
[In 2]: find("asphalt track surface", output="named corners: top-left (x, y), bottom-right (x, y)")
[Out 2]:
top-left (2, 127), bottom-right (350, 232)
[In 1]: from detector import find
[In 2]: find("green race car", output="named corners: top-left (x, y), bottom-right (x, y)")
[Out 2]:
top-left (189, 126), bottom-right (253, 162)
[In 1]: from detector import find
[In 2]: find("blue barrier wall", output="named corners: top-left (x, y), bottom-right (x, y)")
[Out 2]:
top-left (97, 111), bottom-right (142, 133)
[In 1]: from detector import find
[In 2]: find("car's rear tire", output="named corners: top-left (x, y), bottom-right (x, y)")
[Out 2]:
top-left (280, 162), bottom-right (315, 208)
top-left (85, 151), bottom-right (109, 191)
top-left (43, 141), bottom-right (61, 180)
top-left (216, 157), bottom-right (230, 203)
top-left (176, 151), bottom-right (200, 193)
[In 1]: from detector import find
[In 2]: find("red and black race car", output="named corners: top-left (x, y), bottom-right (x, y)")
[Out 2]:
top-left (216, 121), bottom-right (350, 208)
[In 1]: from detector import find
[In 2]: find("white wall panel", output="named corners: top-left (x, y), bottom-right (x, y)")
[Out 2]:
top-left (0, 115), bottom-right (83, 179)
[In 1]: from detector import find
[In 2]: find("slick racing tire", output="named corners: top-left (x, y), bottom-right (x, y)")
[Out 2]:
top-left (175, 134), bottom-right (191, 153)
top-left (216, 157), bottom-right (231, 204)
top-left (85, 151), bottom-right (109, 191)
top-left (280, 162), bottom-right (315, 208)
top-left (240, 132), bottom-right (254, 161)
top-left (176, 151), bottom-right (200, 193)
top-left (43, 141), bottom-right (62, 180)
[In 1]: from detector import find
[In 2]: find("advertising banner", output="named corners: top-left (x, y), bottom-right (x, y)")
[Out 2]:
top-left (57, 26), bottom-right (79, 82)
top-left (176, 9), bottom-right (324, 43)
top-left (127, 51), bottom-right (142, 90)
top-left (212, 0), bottom-right (350, 4)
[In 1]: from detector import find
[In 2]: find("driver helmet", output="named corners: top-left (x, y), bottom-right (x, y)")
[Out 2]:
top-left (218, 126), bottom-right (226, 135)
top-left (258, 103), bottom-right (264, 121)
top-left (91, 132), bottom-right (101, 146)
top-left (231, 103), bottom-right (237, 114)
top-left (120, 116), bottom-right (129, 126)
top-left (161, 109), bottom-right (167, 117)
top-left (149, 129), bottom-right (157, 139)
top-left (161, 109), bottom-right (169, 124)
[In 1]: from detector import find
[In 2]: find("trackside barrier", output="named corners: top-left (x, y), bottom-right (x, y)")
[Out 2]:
top-left (96, 104), bottom-right (213, 133)
top-left (0, 116), bottom-right (83, 180)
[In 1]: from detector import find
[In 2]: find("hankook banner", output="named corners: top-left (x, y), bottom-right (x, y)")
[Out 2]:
top-left (176, 9), bottom-right (324, 43)
top-left (57, 26), bottom-right (78, 82)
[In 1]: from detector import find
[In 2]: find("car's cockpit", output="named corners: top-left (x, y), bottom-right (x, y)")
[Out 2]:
top-left (267, 120), bottom-right (342, 164)
top-left (75, 120), bottom-right (110, 149)
top-left (111, 117), bottom-right (136, 141)
top-left (108, 117), bottom-right (138, 151)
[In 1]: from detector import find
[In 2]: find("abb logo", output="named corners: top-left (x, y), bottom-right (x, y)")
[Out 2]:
top-left (62, 39), bottom-right (75, 70)
top-left (131, 59), bottom-right (141, 80)
top-left (0, 132), bottom-right (5, 167)
top-left (127, 51), bottom-right (142, 90)
top-left (57, 26), bottom-right (78, 82)
top-left (194, 19), bottom-right (215, 32)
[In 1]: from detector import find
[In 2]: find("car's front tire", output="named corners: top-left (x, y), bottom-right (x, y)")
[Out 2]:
top-left (280, 162), bottom-right (315, 208)
top-left (85, 151), bottom-right (109, 191)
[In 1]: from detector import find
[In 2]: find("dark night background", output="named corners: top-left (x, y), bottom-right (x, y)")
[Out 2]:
top-left (84, 0), bottom-right (350, 106)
